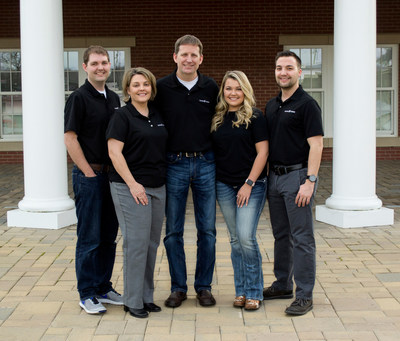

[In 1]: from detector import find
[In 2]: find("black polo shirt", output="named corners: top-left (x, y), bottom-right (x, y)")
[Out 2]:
top-left (64, 79), bottom-right (121, 164)
top-left (106, 101), bottom-right (168, 187)
top-left (265, 86), bottom-right (324, 166)
top-left (211, 108), bottom-right (268, 186)
top-left (154, 70), bottom-right (219, 153)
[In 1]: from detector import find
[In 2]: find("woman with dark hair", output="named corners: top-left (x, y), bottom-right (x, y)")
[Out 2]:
top-left (107, 67), bottom-right (167, 318)
top-left (211, 70), bottom-right (268, 310)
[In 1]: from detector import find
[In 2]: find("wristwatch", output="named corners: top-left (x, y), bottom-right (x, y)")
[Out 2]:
top-left (245, 178), bottom-right (255, 187)
top-left (307, 174), bottom-right (317, 183)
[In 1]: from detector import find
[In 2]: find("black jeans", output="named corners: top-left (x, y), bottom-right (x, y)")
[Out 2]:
top-left (72, 166), bottom-right (119, 300)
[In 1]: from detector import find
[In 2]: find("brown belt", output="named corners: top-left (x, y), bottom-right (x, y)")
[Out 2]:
top-left (89, 163), bottom-right (110, 172)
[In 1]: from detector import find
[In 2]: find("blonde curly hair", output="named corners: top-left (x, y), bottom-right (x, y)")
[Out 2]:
top-left (211, 70), bottom-right (256, 132)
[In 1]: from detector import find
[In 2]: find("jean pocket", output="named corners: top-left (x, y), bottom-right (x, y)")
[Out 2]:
top-left (199, 151), bottom-right (215, 163)
top-left (166, 152), bottom-right (181, 164)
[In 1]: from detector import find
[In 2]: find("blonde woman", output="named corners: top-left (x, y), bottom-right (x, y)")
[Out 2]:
top-left (211, 71), bottom-right (268, 310)
top-left (107, 67), bottom-right (168, 318)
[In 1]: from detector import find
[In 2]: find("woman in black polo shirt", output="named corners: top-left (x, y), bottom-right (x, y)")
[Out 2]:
top-left (107, 67), bottom-right (168, 318)
top-left (211, 71), bottom-right (268, 310)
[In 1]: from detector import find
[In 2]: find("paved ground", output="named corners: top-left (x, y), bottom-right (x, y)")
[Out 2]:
top-left (0, 161), bottom-right (399, 341)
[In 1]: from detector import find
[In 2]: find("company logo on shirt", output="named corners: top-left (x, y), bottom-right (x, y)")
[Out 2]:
top-left (199, 99), bottom-right (210, 104)
top-left (157, 123), bottom-right (165, 127)
top-left (284, 110), bottom-right (296, 114)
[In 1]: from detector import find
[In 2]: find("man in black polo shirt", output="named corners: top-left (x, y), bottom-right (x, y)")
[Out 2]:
top-left (64, 46), bottom-right (123, 314)
top-left (155, 35), bottom-right (219, 308)
top-left (264, 50), bottom-right (324, 316)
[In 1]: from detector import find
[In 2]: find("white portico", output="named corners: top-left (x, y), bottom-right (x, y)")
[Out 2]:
top-left (5, 0), bottom-right (394, 230)
top-left (7, 0), bottom-right (76, 229)
top-left (316, 0), bottom-right (394, 228)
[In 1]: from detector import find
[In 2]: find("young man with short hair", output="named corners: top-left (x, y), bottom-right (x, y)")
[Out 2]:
top-left (264, 50), bottom-right (324, 316)
top-left (64, 45), bottom-right (123, 314)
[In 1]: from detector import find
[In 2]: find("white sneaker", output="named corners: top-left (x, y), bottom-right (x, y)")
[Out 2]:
top-left (97, 289), bottom-right (124, 305)
top-left (79, 297), bottom-right (107, 314)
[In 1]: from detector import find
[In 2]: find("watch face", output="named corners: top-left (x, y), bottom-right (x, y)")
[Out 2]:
top-left (245, 179), bottom-right (254, 186)
top-left (308, 175), bottom-right (317, 182)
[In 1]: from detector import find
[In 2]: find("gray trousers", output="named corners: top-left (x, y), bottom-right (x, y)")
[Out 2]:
top-left (267, 167), bottom-right (316, 300)
top-left (110, 182), bottom-right (165, 309)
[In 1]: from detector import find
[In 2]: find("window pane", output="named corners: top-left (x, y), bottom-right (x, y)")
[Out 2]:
top-left (312, 69), bottom-right (322, 88)
top-left (300, 48), bottom-right (311, 69)
top-left (309, 92), bottom-right (322, 108)
top-left (13, 115), bottom-right (22, 134)
top-left (11, 72), bottom-right (21, 91)
top-left (114, 71), bottom-right (124, 91)
top-left (2, 95), bottom-right (12, 114)
top-left (10, 52), bottom-right (21, 71)
top-left (114, 51), bottom-right (125, 70)
top-left (376, 90), bottom-right (392, 131)
top-left (108, 51), bottom-right (115, 69)
top-left (381, 67), bottom-right (392, 87)
top-left (68, 52), bottom-right (79, 71)
top-left (1, 72), bottom-right (11, 91)
top-left (0, 52), bottom-right (10, 71)
top-left (69, 71), bottom-right (79, 91)
top-left (13, 95), bottom-right (22, 114)
top-left (2, 114), bottom-right (12, 135)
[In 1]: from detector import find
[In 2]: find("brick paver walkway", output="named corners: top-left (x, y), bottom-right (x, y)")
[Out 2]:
top-left (0, 161), bottom-right (399, 340)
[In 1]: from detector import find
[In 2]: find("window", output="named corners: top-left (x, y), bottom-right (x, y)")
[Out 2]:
top-left (287, 46), bottom-right (334, 137)
top-left (376, 46), bottom-right (398, 136)
top-left (0, 51), bottom-right (22, 137)
top-left (1, 48), bottom-right (130, 139)
top-left (287, 45), bottom-right (398, 137)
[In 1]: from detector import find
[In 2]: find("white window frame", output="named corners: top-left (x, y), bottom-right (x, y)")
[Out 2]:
top-left (0, 49), bottom-right (22, 140)
top-left (1, 47), bottom-right (131, 141)
top-left (376, 44), bottom-right (398, 137)
top-left (64, 47), bottom-right (131, 100)
top-left (285, 44), bottom-right (398, 138)
top-left (285, 45), bottom-right (334, 137)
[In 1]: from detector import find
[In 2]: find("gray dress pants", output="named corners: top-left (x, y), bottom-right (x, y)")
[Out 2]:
top-left (267, 167), bottom-right (316, 300)
top-left (110, 182), bottom-right (165, 309)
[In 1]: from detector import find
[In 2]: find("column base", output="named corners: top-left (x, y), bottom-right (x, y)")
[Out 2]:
top-left (7, 208), bottom-right (77, 229)
top-left (316, 205), bottom-right (394, 228)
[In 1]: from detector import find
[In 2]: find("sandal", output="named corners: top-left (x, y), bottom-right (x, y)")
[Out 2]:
top-left (233, 295), bottom-right (246, 307)
top-left (244, 299), bottom-right (260, 310)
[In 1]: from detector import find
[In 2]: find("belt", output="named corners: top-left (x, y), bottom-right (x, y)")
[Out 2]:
top-left (89, 163), bottom-right (109, 172)
top-left (178, 151), bottom-right (204, 158)
top-left (272, 162), bottom-right (307, 176)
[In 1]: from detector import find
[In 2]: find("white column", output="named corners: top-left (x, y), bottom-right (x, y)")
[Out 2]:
top-left (316, 0), bottom-right (393, 228)
top-left (7, 0), bottom-right (76, 229)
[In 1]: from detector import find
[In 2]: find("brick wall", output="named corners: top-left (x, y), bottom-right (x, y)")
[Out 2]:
top-left (1, 0), bottom-right (400, 162)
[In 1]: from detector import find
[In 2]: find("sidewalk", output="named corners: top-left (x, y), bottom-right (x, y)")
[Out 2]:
top-left (0, 161), bottom-right (399, 341)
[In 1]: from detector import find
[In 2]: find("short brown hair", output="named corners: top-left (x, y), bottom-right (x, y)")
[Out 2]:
top-left (83, 45), bottom-right (110, 65)
top-left (174, 35), bottom-right (203, 55)
top-left (122, 67), bottom-right (157, 102)
top-left (275, 50), bottom-right (302, 69)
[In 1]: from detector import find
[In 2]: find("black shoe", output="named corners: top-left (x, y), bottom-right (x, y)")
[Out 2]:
top-left (143, 302), bottom-right (162, 312)
top-left (285, 298), bottom-right (313, 316)
top-left (196, 290), bottom-right (216, 306)
top-left (263, 286), bottom-right (293, 300)
top-left (124, 305), bottom-right (149, 318)
top-left (165, 291), bottom-right (187, 308)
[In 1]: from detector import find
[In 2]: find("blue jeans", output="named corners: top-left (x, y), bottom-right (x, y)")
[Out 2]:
top-left (216, 179), bottom-right (267, 300)
top-left (268, 168), bottom-right (316, 300)
top-left (164, 151), bottom-right (216, 293)
top-left (72, 166), bottom-right (119, 300)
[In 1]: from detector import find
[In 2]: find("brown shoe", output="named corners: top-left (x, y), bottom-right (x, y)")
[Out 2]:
top-left (164, 291), bottom-right (187, 308)
top-left (233, 295), bottom-right (246, 308)
top-left (244, 299), bottom-right (260, 310)
top-left (196, 290), bottom-right (216, 306)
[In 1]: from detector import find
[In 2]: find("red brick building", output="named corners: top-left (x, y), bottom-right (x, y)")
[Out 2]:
top-left (1, 0), bottom-right (400, 162)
